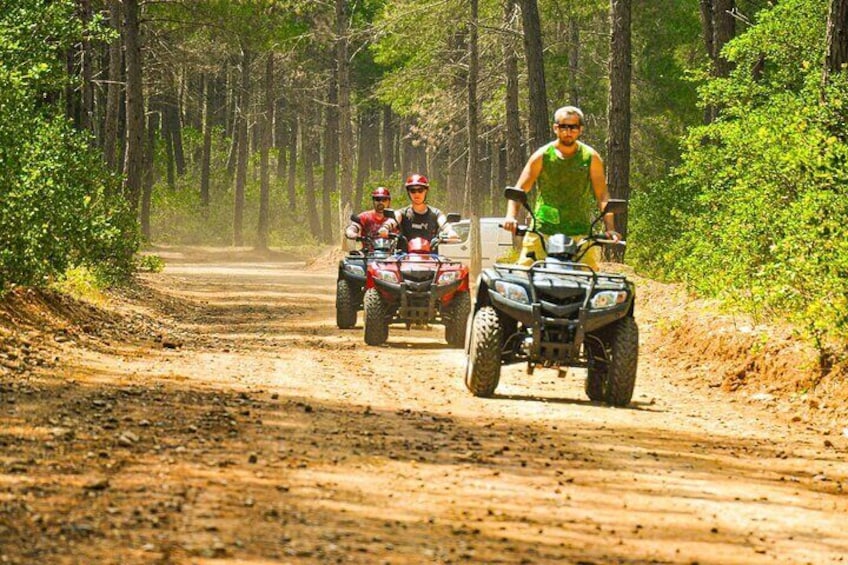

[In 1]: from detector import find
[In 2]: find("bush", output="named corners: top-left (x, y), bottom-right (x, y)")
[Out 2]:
top-left (629, 0), bottom-right (847, 362)
top-left (0, 0), bottom-right (138, 291)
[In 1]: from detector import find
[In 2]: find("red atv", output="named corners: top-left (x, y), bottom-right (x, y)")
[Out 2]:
top-left (363, 235), bottom-right (471, 347)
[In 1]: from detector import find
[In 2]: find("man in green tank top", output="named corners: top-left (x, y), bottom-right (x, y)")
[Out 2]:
top-left (503, 106), bottom-right (619, 268)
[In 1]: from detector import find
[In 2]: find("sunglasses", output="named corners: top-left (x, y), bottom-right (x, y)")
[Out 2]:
top-left (407, 187), bottom-right (427, 194)
top-left (555, 123), bottom-right (581, 132)
top-left (372, 197), bottom-right (389, 202)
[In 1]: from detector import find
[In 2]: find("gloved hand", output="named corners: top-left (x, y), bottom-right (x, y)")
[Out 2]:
top-left (345, 224), bottom-right (361, 239)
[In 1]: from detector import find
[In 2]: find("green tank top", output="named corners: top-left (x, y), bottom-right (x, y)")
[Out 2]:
top-left (533, 141), bottom-right (595, 235)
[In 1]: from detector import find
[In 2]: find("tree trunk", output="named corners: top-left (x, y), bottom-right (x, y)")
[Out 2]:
top-left (518, 0), bottom-right (549, 150)
top-left (65, 48), bottom-right (79, 127)
top-left (700, 0), bottom-right (735, 122)
top-left (200, 74), bottom-right (213, 208)
top-left (224, 60), bottom-right (235, 139)
top-left (303, 125), bottom-right (321, 239)
top-left (465, 0), bottom-right (482, 280)
top-left (165, 93), bottom-right (186, 177)
top-left (322, 75), bottom-right (339, 244)
top-left (713, 0), bottom-right (735, 79)
top-left (824, 0), bottom-right (848, 86)
top-left (447, 130), bottom-right (466, 214)
top-left (121, 0), bottom-right (144, 213)
top-left (494, 140), bottom-right (506, 215)
top-left (698, 0), bottom-right (715, 123)
top-left (257, 54), bottom-right (274, 251)
top-left (430, 144), bottom-right (447, 197)
top-left (415, 137), bottom-right (428, 176)
top-left (367, 106), bottom-right (382, 172)
top-left (275, 96), bottom-right (288, 181)
top-left (162, 98), bottom-right (175, 190)
top-left (336, 0), bottom-right (354, 245)
top-left (400, 123), bottom-right (415, 178)
top-left (481, 140), bottom-right (493, 214)
top-left (225, 61), bottom-right (239, 179)
top-left (79, 0), bottom-right (94, 133)
top-left (141, 108), bottom-right (158, 241)
top-left (606, 0), bottom-right (632, 262)
top-left (355, 111), bottom-right (370, 208)
top-left (233, 48), bottom-right (251, 247)
top-left (382, 105), bottom-right (394, 176)
top-left (226, 123), bottom-right (239, 179)
top-left (104, 0), bottom-right (122, 172)
top-left (503, 0), bottom-right (524, 185)
top-left (567, 15), bottom-right (580, 107)
top-left (287, 116), bottom-right (298, 209)
top-left (698, 0), bottom-right (715, 62)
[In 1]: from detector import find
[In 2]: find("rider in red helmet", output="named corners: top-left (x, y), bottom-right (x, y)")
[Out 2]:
top-left (345, 186), bottom-right (395, 251)
top-left (381, 174), bottom-right (457, 251)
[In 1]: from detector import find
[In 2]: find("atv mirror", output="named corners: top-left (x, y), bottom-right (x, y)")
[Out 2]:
top-left (350, 213), bottom-right (361, 224)
top-left (503, 187), bottom-right (527, 205)
top-left (601, 199), bottom-right (627, 215)
top-left (445, 212), bottom-right (461, 224)
top-left (382, 208), bottom-right (395, 219)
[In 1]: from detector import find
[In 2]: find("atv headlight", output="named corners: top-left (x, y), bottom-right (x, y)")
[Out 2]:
top-left (494, 280), bottom-right (530, 304)
top-left (590, 290), bottom-right (627, 309)
top-left (376, 269), bottom-right (399, 283)
top-left (344, 264), bottom-right (365, 276)
top-left (437, 271), bottom-right (460, 285)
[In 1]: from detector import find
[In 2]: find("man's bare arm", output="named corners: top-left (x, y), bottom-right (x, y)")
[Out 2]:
top-left (505, 148), bottom-right (544, 230)
top-left (589, 153), bottom-right (616, 235)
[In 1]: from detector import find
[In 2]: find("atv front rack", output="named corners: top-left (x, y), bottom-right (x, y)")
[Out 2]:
top-left (488, 260), bottom-right (632, 364)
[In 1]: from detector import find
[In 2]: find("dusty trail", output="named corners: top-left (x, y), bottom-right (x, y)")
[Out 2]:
top-left (1, 247), bottom-right (846, 564)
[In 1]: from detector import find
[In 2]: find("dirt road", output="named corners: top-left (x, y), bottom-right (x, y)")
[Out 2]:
top-left (1, 247), bottom-right (847, 564)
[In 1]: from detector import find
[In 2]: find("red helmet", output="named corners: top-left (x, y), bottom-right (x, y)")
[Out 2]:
top-left (371, 186), bottom-right (390, 199)
top-left (404, 174), bottom-right (430, 190)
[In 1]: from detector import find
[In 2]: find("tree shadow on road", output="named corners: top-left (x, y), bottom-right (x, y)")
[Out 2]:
top-left (3, 363), bottom-right (846, 565)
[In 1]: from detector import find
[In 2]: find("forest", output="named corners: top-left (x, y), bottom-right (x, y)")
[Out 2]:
top-left (1, 0), bottom-right (846, 363)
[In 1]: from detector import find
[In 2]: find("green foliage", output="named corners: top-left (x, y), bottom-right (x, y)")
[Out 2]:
top-left (0, 0), bottom-right (81, 95)
top-left (630, 0), bottom-right (848, 358)
top-left (136, 254), bottom-right (165, 273)
top-left (51, 265), bottom-right (109, 304)
top-left (0, 0), bottom-right (138, 290)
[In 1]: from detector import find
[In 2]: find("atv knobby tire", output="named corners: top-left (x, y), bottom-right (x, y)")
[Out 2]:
top-left (583, 336), bottom-right (607, 401)
top-left (364, 288), bottom-right (389, 345)
top-left (465, 306), bottom-right (503, 397)
top-left (444, 291), bottom-right (471, 348)
top-left (604, 316), bottom-right (639, 407)
top-left (335, 279), bottom-right (358, 329)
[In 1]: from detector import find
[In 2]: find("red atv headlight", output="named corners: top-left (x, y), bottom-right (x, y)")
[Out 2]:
top-left (375, 268), bottom-right (400, 282)
top-left (437, 271), bottom-right (460, 285)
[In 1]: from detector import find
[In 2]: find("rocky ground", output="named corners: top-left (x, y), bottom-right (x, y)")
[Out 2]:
top-left (0, 245), bottom-right (846, 564)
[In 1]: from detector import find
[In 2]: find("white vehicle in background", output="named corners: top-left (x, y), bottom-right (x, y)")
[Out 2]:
top-left (439, 217), bottom-right (518, 269)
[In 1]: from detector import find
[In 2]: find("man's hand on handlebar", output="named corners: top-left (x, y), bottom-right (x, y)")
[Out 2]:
top-left (605, 230), bottom-right (621, 243)
top-left (502, 216), bottom-right (518, 234)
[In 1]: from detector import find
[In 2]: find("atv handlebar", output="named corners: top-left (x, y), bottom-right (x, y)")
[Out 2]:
top-left (501, 225), bottom-right (625, 247)
top-left (357, 232), bottom-right (399, 242)
top-left (595, 239), bottom-right (627, 246)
